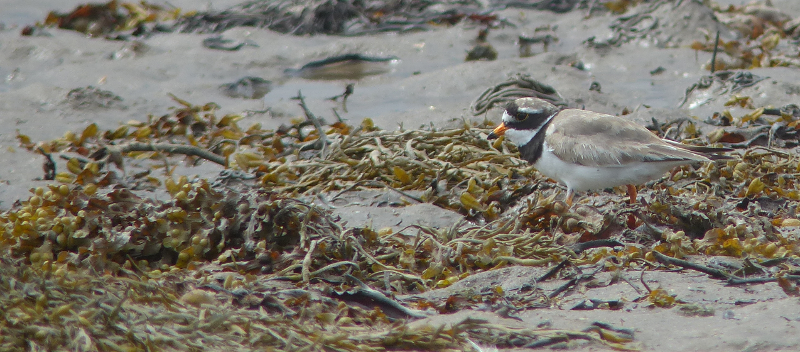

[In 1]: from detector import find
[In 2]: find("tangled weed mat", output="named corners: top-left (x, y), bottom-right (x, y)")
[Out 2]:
top-left (3, 96), bottom-right (800, 351)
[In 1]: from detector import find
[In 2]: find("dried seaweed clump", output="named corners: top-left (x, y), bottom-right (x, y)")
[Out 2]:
top-left (0, 176), bottom-right (576, 291)
top-left (0, 251), bottom-right (637, 351)
top-left (0, 179), bottom-right (339, 274)
top-left (173, 0), bottom-right (501, 36)
top-left (8, 93), bottom-right (800, 350)
top-left (0, 183), bottom-right (636, 351)
top-left (692, 1), bottom-right (800, 69)
top-left (587, 0), bottom-right (727, 48)
top-left (19, 95), bottom-right (545, 223)
top-left (33, 1), bottom-right (182, 37)
top-left (635, 114), bottom-right (800, 260)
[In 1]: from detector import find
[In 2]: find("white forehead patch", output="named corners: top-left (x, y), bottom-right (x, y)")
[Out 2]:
top-left (503, 108), bottom-right (544, 123)
top-left (518, 108), bottom-right (543, 115)
top-left (501, 110), bottom-right (513, 123)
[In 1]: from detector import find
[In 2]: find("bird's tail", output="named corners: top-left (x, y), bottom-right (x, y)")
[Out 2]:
top-left (663, 140), bottom-right (735, 160)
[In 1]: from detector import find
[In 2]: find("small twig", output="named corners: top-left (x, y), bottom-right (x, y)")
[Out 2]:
top-left (316, 193), bottom-right (336, 209)
top-left (295, 90), bottom-right (329, 159)
top-left (118, 143), bottom-right (227, 166)
top-left (107, 286), bottom-right (131, 321)
top-left (621, 273), bottom-right (644, 295)
top-left (299, 205), bottom-right (317, 248)
top-left (159, 146), bottom-right (174, 177)
top-left (726, 277), bottom-right (777, 285)
top-left (332, 108), bottom-right (345, 123)
top-left (125, 254), bottom-right (149, 279)
top-left (748, 146), bottom-right (793, 158)
top-left (340, 274), bottom-right (428, 319)
top-left (549, 276), bottom-right (579, 298)
top-left (651, 251), bottom-right (731, 279)
top-left (208, 138), bottom-right (239, 153)
top-left (493, 256), bottom-right (552, 266)
top-left (536, 259), bottom-right (569, 282)
top-left (767, 121), bottom-right (785, 149)
top-left (38, 148), bottom-right (56, 180)
top-left (328, 84), bottom-right (354, 113)
top-left (330, 180), bottom-right (424, 203)
top-left (710, 30), bottom-right (720, 73)
top-left (309, 261), bottom-right (359, 277)
top-left (649, 117), bottom-right (664, 135)
top-left (59, 154), bottom-right (92, 167)
top-left (639, 268), bottom-right (652, 293)
top-left (569, 239), bottom-right (624, 254)
top-left (301, 240), bottom-right (319, 283)
top-left (727, 133), bottom-right (769, 149)
top-left (548, 265), bottom-right (603, 298)
top-left (585, 0), bottom-right (599, 18)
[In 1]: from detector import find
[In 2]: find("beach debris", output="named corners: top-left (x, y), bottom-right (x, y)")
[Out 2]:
top-left (5, 86), bottom-right (800, 350)
top-left (109, 40), bottom-right (150, 59)
top-left (703, 104), bottom-right (800, 149)
top-left (680, 70), bottom-right (767, 109)
top-left (285, 54), bottom-right (399, 80)
top-left (45, 0), bottom-right (125, 36)
top-left (39, 0), bottom-right (181, 37)
top-left (175, 0), bottom-right (361, 35)
top-left (37, 148), bottom-right (56, 181)
top-left (519, 25), bottom-right (559, 57)
top-left (471, 74), bottom-right (566, 115)
top-left (328, 83), bottom-right (355, 102)
top-left (603, 0), bottom-right (641, 14)
top-left (332, 274), bottom-right (429, 320)
top-left (586, 0), bottom-right (727, 48)
top-left (466, 43), bottom-right (498, 61)
top-left (202, 35), bottom-right (258, 51)
top-left (220, 77), bottom-right (273, 99)
top-left (66, 86), bottom-right (125, 110)
top-left (492, 0), bottom-right (581, 13)
top-left (649, 66), bottom-right (666, 75)
top-left (328, 83), bottom-right (355, 112)
top-left (20, 26), bottom-right (52, 37)
top-left (519, 33), bottom-right (558, 56)
top-left (173, 0), bottom-right (513, 36)
top-left (687, 1), bottom-right (800, 70)
top-left (570, 299), bottom-right (624, 310)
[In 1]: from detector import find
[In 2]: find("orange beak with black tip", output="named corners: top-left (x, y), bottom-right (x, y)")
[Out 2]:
top-left (487, 122), bottom-right (507, 140)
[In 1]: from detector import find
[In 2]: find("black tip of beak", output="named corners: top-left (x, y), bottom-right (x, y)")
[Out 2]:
top-left (487, 132), bottom-right (498, 140)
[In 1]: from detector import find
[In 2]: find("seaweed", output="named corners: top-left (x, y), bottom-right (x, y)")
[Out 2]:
top-left (5, 91), bottom-right (800, 350)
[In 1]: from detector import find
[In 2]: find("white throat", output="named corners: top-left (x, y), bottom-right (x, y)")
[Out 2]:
top-left (505, 128), bottom-right (538, 147)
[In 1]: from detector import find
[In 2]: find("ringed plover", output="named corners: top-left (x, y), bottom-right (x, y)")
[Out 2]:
top-left (487, 97), bottom-right (733, 205)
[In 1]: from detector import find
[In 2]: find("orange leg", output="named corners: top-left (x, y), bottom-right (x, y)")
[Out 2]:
top-left (626, 184), bottom-right (637, 205)
top-left (565, 189), bottom-right (574, 206)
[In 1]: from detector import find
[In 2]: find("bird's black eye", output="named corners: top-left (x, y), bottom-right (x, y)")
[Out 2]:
top-left (517, 113), bottom-right (528, 121)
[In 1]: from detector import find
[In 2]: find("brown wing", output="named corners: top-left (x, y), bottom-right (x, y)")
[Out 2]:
top-left (544, 109), bottom-right (711, 167)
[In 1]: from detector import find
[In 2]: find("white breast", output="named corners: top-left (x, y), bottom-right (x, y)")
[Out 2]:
top-left (534, 142), bottom-right (691, 192)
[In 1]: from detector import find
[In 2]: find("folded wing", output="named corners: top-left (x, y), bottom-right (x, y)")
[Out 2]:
top-left (545, 110), bottom-right (729, 167)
